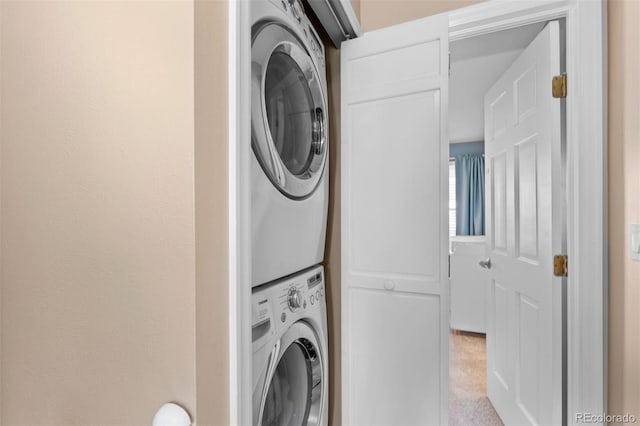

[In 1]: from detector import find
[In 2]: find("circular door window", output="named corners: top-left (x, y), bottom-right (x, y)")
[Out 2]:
top-left (252, 22), bottom-right (327, 199)
top-left (265, 52), bottom-right (315, 176)
top-left (259, 322), bottom-right (325, 426)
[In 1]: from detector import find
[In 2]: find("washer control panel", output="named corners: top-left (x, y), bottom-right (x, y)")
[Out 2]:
top-left (252, 266), bottom-right (325, 351)
top-left (275, 268), bottom-right (325, 320)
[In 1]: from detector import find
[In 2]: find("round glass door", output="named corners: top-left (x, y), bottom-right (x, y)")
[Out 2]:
top-left (259, 323), bottom-right (325, 426)
top-left (252, 22), bottom-right (327, 199)
top-left (265, 52), bottom-right (315, 176)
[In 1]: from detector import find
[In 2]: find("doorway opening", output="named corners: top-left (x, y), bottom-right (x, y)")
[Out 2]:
top-left (447, 21), bottom-right (566, 425)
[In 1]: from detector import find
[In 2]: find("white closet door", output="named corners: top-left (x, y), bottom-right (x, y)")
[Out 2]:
top-left (341, 14), bottom-right (449, 426)
top-left (484, 21), bottom-right (565, 426)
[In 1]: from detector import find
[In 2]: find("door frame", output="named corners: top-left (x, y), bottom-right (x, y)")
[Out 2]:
top-left (448, 2), bottom-right (607, 423)
top-left (228, 1), bottom-right (607, 425)
top-left (229, 1), bottom-right (252, 425)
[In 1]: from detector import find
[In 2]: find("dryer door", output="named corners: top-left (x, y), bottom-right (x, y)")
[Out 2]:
top-left (252, 22), bottom-right (327, 199)
top-left (258, 321), bottom-right (326, 426)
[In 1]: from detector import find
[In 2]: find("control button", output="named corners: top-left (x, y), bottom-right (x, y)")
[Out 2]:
top-left (280, 0), bottom-right (287, 10)
top-left (288, 288), bottom-right (302, 311)
top-left (303, 300), bottom-right (307, 309)
top-left (310, 295), bottom-right (315, 305)
top-left (291, 0), bottom-right (303, 22)
top-left (281, 312), bottom-right (286, 323)
top-left (316, 290), bottom-right (320, 301)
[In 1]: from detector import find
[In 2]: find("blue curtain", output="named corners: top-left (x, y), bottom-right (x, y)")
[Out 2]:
top-left (455, 154), bottom-right (485, 235)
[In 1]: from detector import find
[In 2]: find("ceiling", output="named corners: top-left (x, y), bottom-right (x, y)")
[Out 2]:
top-left (450, 22), bottom-right (547, 63)
top-left (448, 22), bottom-right (549, 144)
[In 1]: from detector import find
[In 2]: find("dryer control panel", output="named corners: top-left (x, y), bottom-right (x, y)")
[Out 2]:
top-left (267, 0), bottom-right (326, 68)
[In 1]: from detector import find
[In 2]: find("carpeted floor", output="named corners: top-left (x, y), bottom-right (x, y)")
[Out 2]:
top-left (449, 330), bottom-right (504, 426)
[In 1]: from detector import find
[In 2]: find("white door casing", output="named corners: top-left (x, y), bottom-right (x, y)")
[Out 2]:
top-left (484, 21), bottom-right (565, 426)
top-left (341, 14), bottom-right (449, 426)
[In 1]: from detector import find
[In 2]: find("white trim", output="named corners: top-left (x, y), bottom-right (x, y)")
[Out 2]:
top-left (307, 0), bottom-right (362, 47)
top-left (564, 1), bottom-right (608, 422)
top-left (338, 0), bottom-right (363, 37)
top-left (229, 1), bottom-right (252, 425)
top-left (449, 0), bottom-right (571, 40)
top-left (450, 1), bottom-right (607, 424)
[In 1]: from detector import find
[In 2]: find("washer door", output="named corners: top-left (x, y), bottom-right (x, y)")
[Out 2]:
top-left (252, 22), bottom-right (327, 199)
top-left (259, 322), bottom-right (325, 426)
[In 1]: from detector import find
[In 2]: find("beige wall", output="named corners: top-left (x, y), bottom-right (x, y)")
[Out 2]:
top-left (5, 1), bottom-right (636, 425)
top-left (608, 0), bottom-right (640, 422)
top-left (350, 0), bottom-right (361, 22)
top-left (0, 1), bottom-right (228, 424)
top-left (324, 44), bottom-right (342, 426)
top-left (359, 0), bottom-right (484, 32)
top-left (194, 1), bottom-right (230, 425)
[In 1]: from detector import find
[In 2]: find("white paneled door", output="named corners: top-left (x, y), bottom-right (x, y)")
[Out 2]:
top-left (484, 21), bottom-right (565, 426)
top-left (341, 14), bottom-right (449, 426)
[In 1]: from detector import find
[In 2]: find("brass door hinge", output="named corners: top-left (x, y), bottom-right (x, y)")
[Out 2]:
top-left (552, 73), bottom-right (567, 98)
top-left (554, 255), bottom-right (568, 277)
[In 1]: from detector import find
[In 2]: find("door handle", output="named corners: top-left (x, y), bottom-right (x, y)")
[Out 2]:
top-left (312, 107), bottom-right (326, 155)
top-left (478, 258), bottom-right (492, 269)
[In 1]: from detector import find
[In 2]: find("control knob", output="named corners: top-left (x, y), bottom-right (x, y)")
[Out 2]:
top-left (287, 288), bottom-right (302, 311)
top-left (290, 0), bottom-right (303, 22)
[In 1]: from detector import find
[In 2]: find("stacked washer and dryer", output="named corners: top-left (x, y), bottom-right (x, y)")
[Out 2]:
top-left (250, 1), bottom-right (330, 425)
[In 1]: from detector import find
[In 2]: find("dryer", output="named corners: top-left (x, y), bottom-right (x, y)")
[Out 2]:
top-left (251, 0), bottom-right (329, 287)
top-left (252, 265), bottom-right (329, 426)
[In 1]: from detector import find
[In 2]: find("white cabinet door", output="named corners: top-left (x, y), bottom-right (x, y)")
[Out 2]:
top-left (484, 21), bottom-right (564, 426)
top-left (341, 14), bottom-right (449, 426)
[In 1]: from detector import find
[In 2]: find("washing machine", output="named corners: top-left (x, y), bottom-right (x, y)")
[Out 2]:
top-left (251, 0), bottom-right (329, 287)
top-left (252, 265), bottom-right (329, 426)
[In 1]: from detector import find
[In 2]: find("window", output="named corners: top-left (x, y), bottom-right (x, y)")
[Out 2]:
top-left (449, 159), bottom-right (456, 237)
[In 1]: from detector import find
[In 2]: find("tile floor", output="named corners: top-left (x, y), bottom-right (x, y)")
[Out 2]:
top-left (449, 330), bottom-right (504, 426)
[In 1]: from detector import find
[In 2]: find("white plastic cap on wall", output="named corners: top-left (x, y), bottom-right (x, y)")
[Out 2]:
top-left (152, 403), bottom-right (192, 426)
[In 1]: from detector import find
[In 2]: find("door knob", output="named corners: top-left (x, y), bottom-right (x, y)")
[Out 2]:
top-left (478, 258), bottom-right (492, 269)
